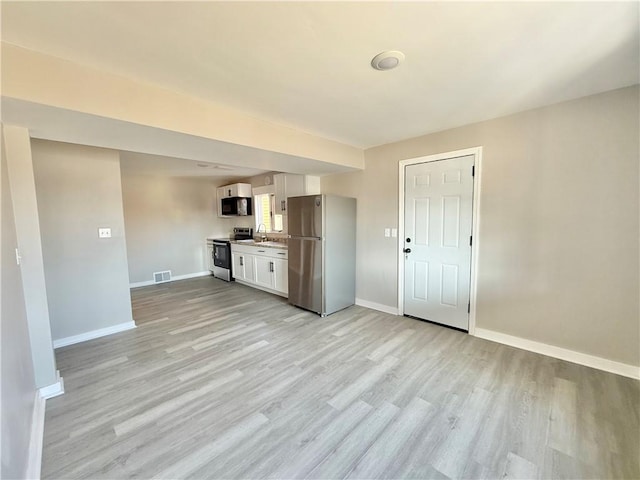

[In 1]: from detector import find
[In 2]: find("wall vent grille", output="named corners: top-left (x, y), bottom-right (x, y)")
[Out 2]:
top-left (153, 270), bottom-right (172, 284)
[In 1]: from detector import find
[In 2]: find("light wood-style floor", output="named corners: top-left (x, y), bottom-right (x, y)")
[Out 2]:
top-left (43, 276), bottom-right (639, 479)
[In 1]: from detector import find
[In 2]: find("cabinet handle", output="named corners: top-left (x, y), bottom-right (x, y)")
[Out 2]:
top-left (269, 261), bottom-right (274, 272)
top-left (240, 256), bottom-right (243, 266)
top-left (277, 252), bottom-right (286, 255)
top-left (258, 250), bottom-right (266, 253)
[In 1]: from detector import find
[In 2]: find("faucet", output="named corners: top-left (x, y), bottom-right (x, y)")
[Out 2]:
top-left (257, 223), bottom-right (267, 242)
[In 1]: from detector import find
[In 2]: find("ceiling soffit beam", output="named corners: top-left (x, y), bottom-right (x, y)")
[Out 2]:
top-left (0, 43), bottom-right (364, 170)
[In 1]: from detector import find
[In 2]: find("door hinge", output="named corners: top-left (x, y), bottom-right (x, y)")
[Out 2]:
top-left (468, 302), bottom-right (471, 313)
top-left (472, 165), bottom-right (475, 177)
top-left (469, 235), bottom-right (472, 246)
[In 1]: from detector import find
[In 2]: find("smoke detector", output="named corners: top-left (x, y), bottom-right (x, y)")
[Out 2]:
top-left (371, 50), bottom-right (405, 71)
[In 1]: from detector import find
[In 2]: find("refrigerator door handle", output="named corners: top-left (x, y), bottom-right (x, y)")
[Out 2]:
top-left (289, 236), bottom-right (322, 241)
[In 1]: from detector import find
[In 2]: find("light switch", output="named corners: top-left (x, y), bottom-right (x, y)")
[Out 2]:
top-left (391, 228), bottom-right (398, 238)
top-left (98, 227), bottom-right (112, 238)
top-left (384, 228), bottom-right (391, 238)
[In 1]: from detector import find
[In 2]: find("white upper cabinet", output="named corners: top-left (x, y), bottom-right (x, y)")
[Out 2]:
top-left (304, 176), bottom-right (321, 195)
top-left (274, 174), bottom-right (304, 214)
top-left (273, 174), bottom-right (320, 214)
top-left (219, 183), bottom-right (252, 198)
top-left (216, 187), bottom-right (226, 217)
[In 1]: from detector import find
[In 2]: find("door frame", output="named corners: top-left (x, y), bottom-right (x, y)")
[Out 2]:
top-left (397, 146), bottom-right (483, 334)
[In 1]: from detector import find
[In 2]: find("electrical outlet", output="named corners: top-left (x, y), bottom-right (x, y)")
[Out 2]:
top-left (98, 227), bottom-right (112, 238)
top-left (384, 228), bottom-right (391, 238)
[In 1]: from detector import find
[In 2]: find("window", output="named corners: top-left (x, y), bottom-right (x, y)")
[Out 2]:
top-left (273, 213), bottom-right (284, 232)
top-left (254, 193), bottom-right (272, 232)
top-left (254, 193), bottom-right (284, 233)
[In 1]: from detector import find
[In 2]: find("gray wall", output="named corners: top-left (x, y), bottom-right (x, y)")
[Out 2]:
top-left (121, 174), bottom-right (252, 284)
top-left (3, 125), bottom-right (57, 388)
top-left (322, 85), bottom-right (639, 367)
top-left (1, 126), bottom-right (37, 480)
top-left (32, 140), bottom-right (133, 341)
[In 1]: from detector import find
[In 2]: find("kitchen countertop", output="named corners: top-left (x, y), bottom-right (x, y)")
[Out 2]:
top-left (230, 239), bottom-right (288, 250)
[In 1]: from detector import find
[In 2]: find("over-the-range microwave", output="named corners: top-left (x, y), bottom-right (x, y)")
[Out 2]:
top-left (221, 197), bottom-right (252, 216)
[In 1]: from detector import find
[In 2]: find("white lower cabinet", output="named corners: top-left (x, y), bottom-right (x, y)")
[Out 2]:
top-left (273, 257), bottom-right (288, 293)
top-left (232, 251), bottom-right (255, 283)
top-left (231, 244), bottom-right (288, 297)
top-left (206, 240), bottom-right (215, 272)
top-left (254, 255), bottom-right (274, 289)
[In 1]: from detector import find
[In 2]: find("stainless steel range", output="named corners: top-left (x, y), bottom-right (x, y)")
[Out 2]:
top-left (209, 227), bottom-right (253, 281)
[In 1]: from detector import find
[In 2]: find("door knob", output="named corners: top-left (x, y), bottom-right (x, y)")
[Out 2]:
top-left (403, 248), bottom-right (412, 253)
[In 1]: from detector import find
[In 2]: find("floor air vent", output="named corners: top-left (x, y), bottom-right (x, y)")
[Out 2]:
top-left (153, 270), bottom-right (171, 284)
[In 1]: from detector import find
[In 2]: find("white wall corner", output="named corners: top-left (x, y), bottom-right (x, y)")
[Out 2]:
top-left (53, 321), bottom-right (136, 349)
top-left (355, 298), bottom-right (399, 316)
top-left (474, 328), bottom-right (640, 380)
top-left (39, 370), bottom-right (64, 399)
top-left (26, 390), bottom-right (46, 480)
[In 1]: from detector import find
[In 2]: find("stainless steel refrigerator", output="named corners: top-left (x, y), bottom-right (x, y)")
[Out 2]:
top-left (288, 194), bottom-right (356, 316)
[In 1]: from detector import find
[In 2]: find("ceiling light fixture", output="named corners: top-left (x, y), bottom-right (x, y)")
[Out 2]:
top-left (196, 162), bottom-right (236, 171)
top-left (371, 50), bottom-right (405, 71)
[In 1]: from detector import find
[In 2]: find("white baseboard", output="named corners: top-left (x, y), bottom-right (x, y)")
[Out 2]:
top-left (355, 298), bottom-right (399, 316)
top-left (130, 271), bottom-right (211, 288)
top-left (26, 390), bottom-right (46, 480)
top-left (39, 370), bottom-right (64, 399)
top-left (53, 321), bottom-right (136, 349)
top-left (129, 279), bottom-right (155, 288)
top-left (173, 271), bottom-right (211, 283)
top-left (234, 279), bottom-right (287, 298)
top-left (474, 328), bottom-right (640, 380)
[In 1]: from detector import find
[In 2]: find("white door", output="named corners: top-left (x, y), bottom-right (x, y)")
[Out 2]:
top-left (403, 155), bottom-right (474, 330)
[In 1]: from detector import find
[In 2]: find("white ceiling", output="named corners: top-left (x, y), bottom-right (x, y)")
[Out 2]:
top-left (2, 1), bottom-right (638, 164)
top-left (119, 151), bottom-right (267, 181)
